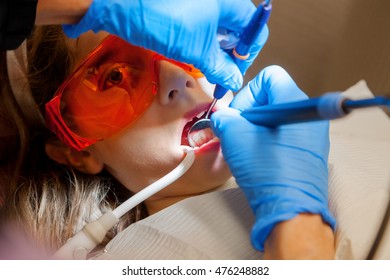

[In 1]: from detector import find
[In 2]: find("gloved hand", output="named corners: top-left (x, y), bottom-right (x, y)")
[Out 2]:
top-left (62, 0), bottom-right (268, 92)
top-left (211, 65), bottom-right (336, 251)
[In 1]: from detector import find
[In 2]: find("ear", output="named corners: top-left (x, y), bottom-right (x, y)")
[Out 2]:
top-left (45, 141), bottom-right (104, 174)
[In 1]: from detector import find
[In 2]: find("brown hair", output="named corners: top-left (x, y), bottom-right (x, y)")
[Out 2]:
top-left (0, 26), bottom-right (147, 255)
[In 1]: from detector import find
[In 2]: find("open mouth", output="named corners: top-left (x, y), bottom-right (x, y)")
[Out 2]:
top-left (181, 111), bottom-right (216, 147)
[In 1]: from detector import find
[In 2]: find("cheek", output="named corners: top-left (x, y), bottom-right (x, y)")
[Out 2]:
top-left (158, 147), bottom-right (232, 197)
top-left (92, 127), bottom-right (185, 192)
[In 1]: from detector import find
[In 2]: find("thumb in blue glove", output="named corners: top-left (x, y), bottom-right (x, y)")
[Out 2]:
top-left (62, 0), bottom-right (268, 92)
top-left (211, 65), bottom-right (336, 251)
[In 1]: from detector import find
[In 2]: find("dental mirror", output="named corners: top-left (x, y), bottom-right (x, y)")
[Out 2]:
top-left (187, 99), bottom-right (217, 148)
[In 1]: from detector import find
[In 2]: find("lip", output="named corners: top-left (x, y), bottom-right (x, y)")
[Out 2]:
top-left (194, 138), bottom-right (220, 154)
top-left (183, 103), bottom-right (215, 121)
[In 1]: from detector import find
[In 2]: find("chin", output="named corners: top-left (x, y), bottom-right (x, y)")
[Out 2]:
top-left (161, 145), bottom-right (231, 197)
top-left (188, 147), bottom-right (231, 188)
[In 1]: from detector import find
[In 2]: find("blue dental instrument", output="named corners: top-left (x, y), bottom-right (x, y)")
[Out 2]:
top-left (187, 0), bottom-right (272, 147)
top-left (213, 0), bottom-right (273, 100)
top-left (241, 92), bottom-right (390, 126)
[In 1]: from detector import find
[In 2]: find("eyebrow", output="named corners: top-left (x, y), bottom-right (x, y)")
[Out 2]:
top-left (87, 50), bottom-right (117, 68)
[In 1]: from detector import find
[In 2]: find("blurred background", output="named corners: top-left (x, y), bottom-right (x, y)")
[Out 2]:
top-left (247, 0), bottom-right (390, 96)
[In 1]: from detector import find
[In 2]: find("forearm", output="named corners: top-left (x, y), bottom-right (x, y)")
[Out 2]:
top-left (263, 213), bottom-right (335, 260)
top-left (36, 0), bottom-right (93, 25)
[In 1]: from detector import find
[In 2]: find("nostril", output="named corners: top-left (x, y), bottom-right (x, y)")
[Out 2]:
top-left (168, 90), bottom-right (177, 100)
top-left (186, 80), bottom-right (195, 88)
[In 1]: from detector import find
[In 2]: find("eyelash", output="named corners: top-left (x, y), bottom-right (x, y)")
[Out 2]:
top-left (86, 63), bottom-right (142, 92)
top-left (101, 64), bottom-right (128, 91)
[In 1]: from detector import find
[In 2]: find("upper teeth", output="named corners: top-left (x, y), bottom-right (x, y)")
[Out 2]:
top-left (196, 111), bottom-right (205, 118)
top-left (188, 126), bottom-right (215, 148)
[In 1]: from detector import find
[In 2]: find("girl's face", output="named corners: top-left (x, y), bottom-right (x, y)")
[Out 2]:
top-left (67, 33), bottom-right (231, 212)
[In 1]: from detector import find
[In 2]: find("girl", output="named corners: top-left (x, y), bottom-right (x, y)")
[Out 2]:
top-left (0, 25), bottom-right (230, 255)
top-left (0, 25), bottom-right (335, 259)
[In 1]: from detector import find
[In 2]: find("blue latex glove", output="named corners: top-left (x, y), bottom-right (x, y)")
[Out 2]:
top-left (211, 66), bottom-right (336, 251)
top-left (62, 0), bottom-right (268, 92)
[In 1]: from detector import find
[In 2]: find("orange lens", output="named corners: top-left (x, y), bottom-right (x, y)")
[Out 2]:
top-left (46, 35), bottom-right (203, 151)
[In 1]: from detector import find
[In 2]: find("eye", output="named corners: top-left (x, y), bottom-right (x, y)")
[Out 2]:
top-left (104, 67), bottom-right (124, 89)
top-left (100, 63), bottom-right (143, 92)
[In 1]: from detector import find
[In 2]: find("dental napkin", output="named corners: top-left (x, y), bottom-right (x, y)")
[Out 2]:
top-left (93, 80), bottom-right (390, 260)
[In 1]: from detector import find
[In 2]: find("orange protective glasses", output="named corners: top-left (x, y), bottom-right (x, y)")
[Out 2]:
top-left (45, 35), bottom-right (203, 151)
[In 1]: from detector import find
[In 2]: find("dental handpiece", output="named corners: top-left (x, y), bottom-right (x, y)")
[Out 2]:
top-left (187, 0), bottom-right (273, 146)
top-left (241, 92), bottom-right (390, 126)
top-left (213, 0), bottom-right (273, 102)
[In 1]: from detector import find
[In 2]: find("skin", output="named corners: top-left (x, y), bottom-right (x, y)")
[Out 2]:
top-left (264, 214), bottom-right (335, 259)
top-left (36, 0), bottom-right (93, 25)
top-left (45, 32), bottom-right (335, 259)
top-left (46, 32), bottom-right (232, 215)
top-left (85, 58), bottom-right (232, 214)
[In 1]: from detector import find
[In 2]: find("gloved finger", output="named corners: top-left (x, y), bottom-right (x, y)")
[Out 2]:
top-left (218, 0), bottom-right (256, 33)
top-left (211, 107), bottom-right (268, 139)
top-left (62, 2), bottom-right (103, 38)
top-left (203, 23), bottom-right (268, 92)
top-left (230, 65), bottom-right (309, 112)
top-left (210, 107), bottom-right (241, 139)
top-left (199, 45), bottom-right (244, 92)
top-left (202, 0), bottom-right (267, 91)
top-left (210, 107), bottom-right (270, 185)
top-left (237, 25), bottom-right (269, 75)
top-left (63, 0), bottom-right (121, 38)
top-left (213, 109), bottom-right (331, 166)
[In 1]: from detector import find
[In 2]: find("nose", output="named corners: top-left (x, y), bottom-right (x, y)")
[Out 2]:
top-left (157, 60), bottom-right (197, 105)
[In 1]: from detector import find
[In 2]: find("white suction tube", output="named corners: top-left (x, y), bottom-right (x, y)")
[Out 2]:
top-left (53, 148), bottom-right (195, 259)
